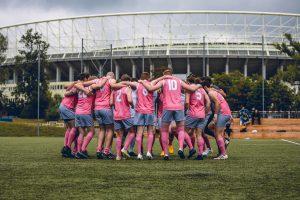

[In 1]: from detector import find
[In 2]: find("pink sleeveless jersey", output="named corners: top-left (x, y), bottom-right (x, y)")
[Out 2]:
top-left (162, 77), bottom-right (183, 110)
top-left (188, 87), bottom-right (206, 119)
top-left (135, 81), bottom-right (154, 114)
top-left (75, 87), bottom-right (95, 115)
top-left (210, 90), bottom-right (231, 116)
top-left (113, 87), bottom-right (131, 120)
top-left (61, 87), bottom-right (78, 110)
top-left (94, 78), bottom-right (112, 110)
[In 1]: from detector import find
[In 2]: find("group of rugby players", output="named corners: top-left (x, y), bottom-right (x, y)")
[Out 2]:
top-left (59, 67), bottom-right (232, 161)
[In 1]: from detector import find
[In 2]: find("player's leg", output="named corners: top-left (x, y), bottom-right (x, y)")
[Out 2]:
top-left (214, 115), bottom-right (231, 160)
top-left (75, 127), bottom-right (85, 159)
top-left (161, 110), bottom-right (174, 160)
top-left (174, 110), bottom-right (186, 159)
top-left (145, 113), bottom-right (155, 159)
top-left (135, 126), bottom-right (144, 159)
top-left (80, 114), bottom-right (95, 158)
top-left (121, 118), bottom-right (135, 158)
top-left (115, 129), bottom-right (124, 161)
top-left (195, 127), bottom-right (205, 160)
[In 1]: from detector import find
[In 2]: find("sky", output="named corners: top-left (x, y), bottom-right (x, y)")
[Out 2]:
top-left (0, 0), bottom-right (299, 27)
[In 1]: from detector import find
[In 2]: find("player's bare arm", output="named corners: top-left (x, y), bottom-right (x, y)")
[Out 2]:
top-left (139, 80), bottom-right (163, 91)
top-left (181, 81), bottom-right (201, 92)
top-left (90, 77), bottom-right (108, 90)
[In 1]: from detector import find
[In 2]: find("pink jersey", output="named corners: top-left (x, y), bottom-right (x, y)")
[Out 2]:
top-left (94, 78), bottom-right (112, 110)
top-left (113, 87), bottom-right (131, 120)
top-left (188, 87), bottom-right (206, 119)
top-left (210, 90), bottom-right (231, 116)
top-left (135, 81), bottom-right (154, 114)
top-left (75, 87), bottom-right (95, 115)
top-left (162, 77), bottom-right (183, 110)
top-left (61, 87), bottom-right (78, 110)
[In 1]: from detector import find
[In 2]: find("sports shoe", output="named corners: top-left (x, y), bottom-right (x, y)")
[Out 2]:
top-left (78, 151), bottom-right (89, 159)
top-left (116, 156), bottom-right (122, 161)
top-left (178, 149), bottom-right (185, 159)
top-left (160, 151), bottom-right (165, 157)
top-left (214, 154), bottom-right (228, 160)
top-left (75, 152), bottom-right (83, 159)
top-left (61, 146), bottom-right (68, 157)
top-left (202, 148), bottom-right (213, 157)
top-left (163, 155), bottom-right (169, 160)
top-left (121, 148), bottom-right (131, 158)
top-left (96, 152), bottom-right (104, 159)
top-left (129, 151), bottom-right (137, 157)
top-left (194, 155), bottom-right (204, 160)
top-left (146, 152), bottom-right (153, 160)
top-left (103, 152), bottom-right (116, 160)
top-left (187, 148), bottom-right (196, 159)
top-left (137, 154), bottom-right (143, 160)
top-left (168, 145), bottom-right (174, 155)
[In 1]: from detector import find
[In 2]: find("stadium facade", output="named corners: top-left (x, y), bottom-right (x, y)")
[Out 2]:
top-left (0, 11), bottom-right (299, 98)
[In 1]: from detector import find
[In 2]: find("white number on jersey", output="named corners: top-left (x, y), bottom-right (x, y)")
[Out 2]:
top-left (116, 90), bottom-right (122, 102)
top-left (195, 91), bottom-right (202, 101)
top-left (167, 79), bottom-right (177, 91)
top-left (142, 88), bottom-right (148, 96)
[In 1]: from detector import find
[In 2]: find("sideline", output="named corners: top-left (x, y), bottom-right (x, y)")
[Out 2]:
top-left (281, 139), bottom-right (300, 146)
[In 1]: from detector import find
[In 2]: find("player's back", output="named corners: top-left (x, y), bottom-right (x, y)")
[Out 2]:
top-left (75, 86), bottom-right (94, 115)
top-left (113, 87), bottom-right (131, 120)
top-left (136, 81), bottom-right (154, 114)
top-left (94, 78), bottom-right (111, 110)
top-left (188, 87), bottom-right (206, 118)
top-left (162, 76), bottom-right (183, 110)
top-left (61, 87), bottom-right (78, 110)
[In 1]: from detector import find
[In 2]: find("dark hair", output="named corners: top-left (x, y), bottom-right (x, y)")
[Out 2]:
top-left (201, 76), bottom-right (212, 87)
top-left (163, 68), bottom-right (173, 75)
top-left (78, 73), bottom-right (90, 81)
top-left (187, 76), bottom-right (195, 84)
top-left (194, 77), bottom-right (201, 84)
top-left (131, 77), bottom-right (138, 82)
top-left (140, 72), bottom-right (150, 80)
top-left (121, 74), bottom-right (131, 81)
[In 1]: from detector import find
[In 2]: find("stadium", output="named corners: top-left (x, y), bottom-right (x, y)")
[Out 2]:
top-left (1, 10), bottom-right (299, 97)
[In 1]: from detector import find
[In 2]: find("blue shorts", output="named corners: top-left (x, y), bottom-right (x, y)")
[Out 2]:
top-left (216, 114), bottom-right (231, 128)
top-left (114, 118), bottom-right (133, 131)
top-left (59, 105), bottom-right (75, 122)
top-left (162, 110), bottom-right (185, 123)
top-left (185, 115), bottom-right (206, 130)
top-left (155, 117), bottom-right (162, 128)
top-left (134, 112), bottom-right (155, 126)
top-left (75, 114), bottom-right (94, 127)
top-left (94, 109), bottom-right (114, 126)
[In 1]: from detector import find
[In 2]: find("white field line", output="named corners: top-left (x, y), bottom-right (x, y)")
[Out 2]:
top-left (281, 139), bottom-right (300, 146)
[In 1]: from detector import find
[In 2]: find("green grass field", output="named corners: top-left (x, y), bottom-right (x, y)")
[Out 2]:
top-left (0, 137), bottom-right (299, 200)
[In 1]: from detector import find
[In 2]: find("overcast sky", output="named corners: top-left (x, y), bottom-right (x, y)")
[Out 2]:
top-left (0, 0), bottom-right (299, 27)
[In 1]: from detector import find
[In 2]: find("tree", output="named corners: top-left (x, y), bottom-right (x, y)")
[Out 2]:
top-left (13, 29), bottom-right (51, 118)
top-left (45, 94), bottom-right (62, 121)
top-left (274, 33), bottom-right (300, 62)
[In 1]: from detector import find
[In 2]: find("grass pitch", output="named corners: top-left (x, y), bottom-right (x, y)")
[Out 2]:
top-left (0, 137), bottom-right (299, 200)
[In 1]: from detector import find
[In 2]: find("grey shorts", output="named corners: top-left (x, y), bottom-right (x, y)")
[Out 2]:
top-left (185, 115), bottom-right (206, 130)
top-left (155, 117), bottom-right (162, 128)
top-left (162, 110), bottom-right (185, 123)
top-left (59, 105), bottom-right (75, 122)
top-left (134, 112), bottom-right (155, 126)
top-left (114, 118), bottom-right (133, 131)
top-left (75, 114), bottom-right (94, 127)
top-left (94, 109), bottom-right (114, 126)
top-left (216, 114), bottom-right (231, 128)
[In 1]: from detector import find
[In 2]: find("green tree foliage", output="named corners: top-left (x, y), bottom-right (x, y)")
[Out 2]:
top-left (13, 29), bottom-right (51, 118)
top-left (274, 33), bottom-right (300, 61)
top-left (45, 94), bottom-right (62, 121)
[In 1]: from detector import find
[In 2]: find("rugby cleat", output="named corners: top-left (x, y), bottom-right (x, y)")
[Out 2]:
top-left (187, 148), bottom-right (196, 159)
top-left (163, 155), bottom-right (169, 160)
top-left (225, 138), bottom-right (230, 149)
top-left (214, 154), bottom-right (228, 160)
top-left (96, 152), bottom-right (104, 159)
top-left (178, 149), bottom-right (185, 159)
top-left (202, 148), bottom-right (213, 157)
top-left (78, 151), bottom-right (89, 159)
top-left (168, 145), bottom-right (174, 155)
top-left (146, 152), bottom-right (153, 160)
top-left (137, 154), bottom-right (143, 160)
top-left (103, 152), bottom-right (116, 160)
top-left (121, 148), bottom-right (131, 158)
top-left (129, 151), bottom-right (137, 157)
top-left (61, 146), bottom-right (68, 157)
top-left (116, 156), bottom-right (122, 161)
top-left (194, 155), bottom-right (204, 160)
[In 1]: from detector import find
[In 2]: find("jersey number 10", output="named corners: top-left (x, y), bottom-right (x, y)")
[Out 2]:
top-left (167, 79), bottom-right (177, 91)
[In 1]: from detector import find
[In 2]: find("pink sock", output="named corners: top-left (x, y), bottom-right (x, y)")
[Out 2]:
top-left (216, 137), bottom-right (226, 155)
top-left (64, 128), bottom-right (70, 147)
top-left (177, 126), bottom-right (185, 150)
top-left (116, 136), bottom-right (122, 157)
top-left (159, 136), bottom-right (164, 151)
top-left (136, 133), bottom-right (143, 154)
top-left (67, 128), bottom-right (77, 148)
top-left (161, 125), bottom-right (169, 155)
top-left (203, 134), bottom-right (211, 149)
top-left (123, 132), bottom-right (135, 150)
top-left (77, 134), bottom-right (84, 152)
top-left (147, 131), bottom-right (154, 153)
top-left (197, 136), bottom-right (205, 155)
top-left (103, 147), bottom-right (110, 155)
top-left (184, 132), bottom-right (193, 150)
top-left (81, 131), bottom-right (94, 152)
